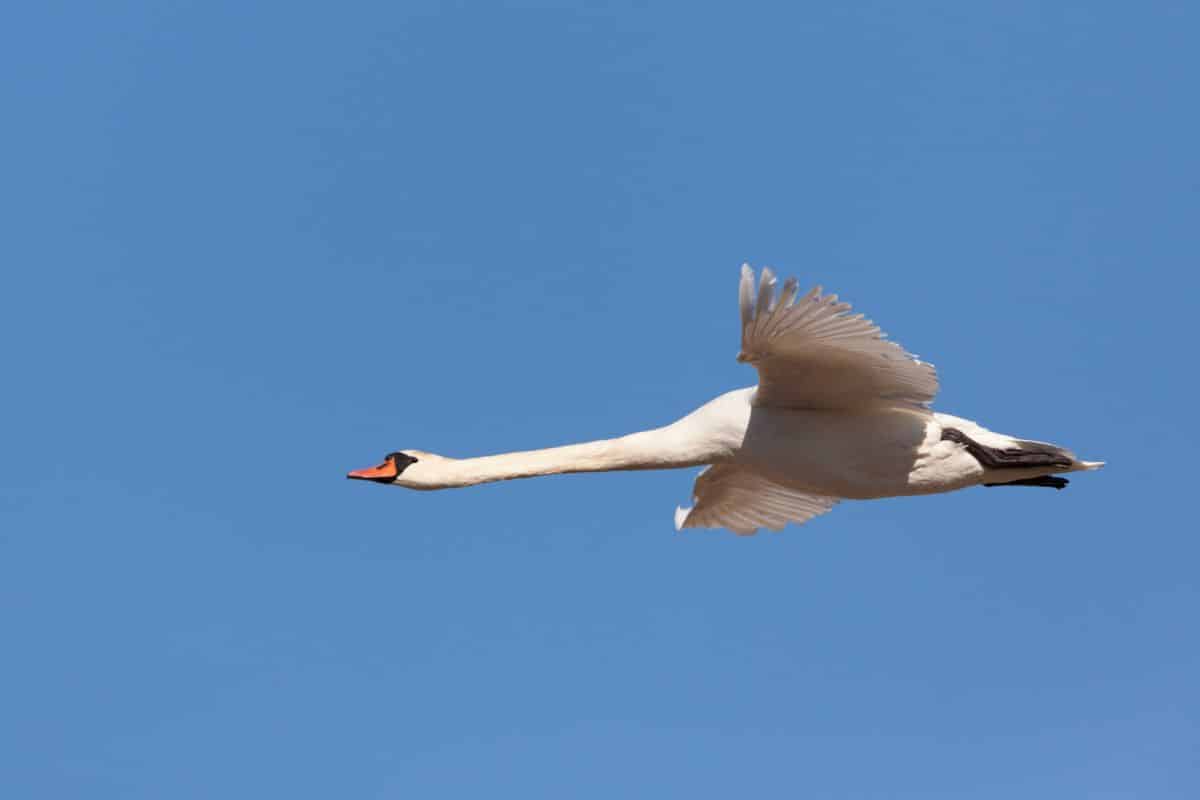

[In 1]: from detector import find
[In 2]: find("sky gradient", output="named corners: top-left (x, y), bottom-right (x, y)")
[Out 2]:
top-left (3, 2), bottom-right (1197, 797)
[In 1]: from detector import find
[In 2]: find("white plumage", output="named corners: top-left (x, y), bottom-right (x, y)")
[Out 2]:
top-left (673, 463), bottom-right (839, 536)
top-left (350, 265), bottom-right (1103, 535)
top-left (737, 265), bottom-right (938, 409)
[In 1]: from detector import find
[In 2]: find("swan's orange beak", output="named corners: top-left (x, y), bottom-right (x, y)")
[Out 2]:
top-left (347, 456), bottom-right (398, 482)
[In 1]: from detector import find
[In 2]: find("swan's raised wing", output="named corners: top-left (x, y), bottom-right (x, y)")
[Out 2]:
top-left (675, 464), bottom-right (839, 536)
top-left (738, 265), bottom-right (938, 409)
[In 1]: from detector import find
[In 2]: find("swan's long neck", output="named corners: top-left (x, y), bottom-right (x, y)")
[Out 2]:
top-left (424, 425), bottom-right (717, 489)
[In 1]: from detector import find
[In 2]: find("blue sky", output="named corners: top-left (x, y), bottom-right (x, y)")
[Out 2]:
top-left (3, 2), bottom-right (1197, 797)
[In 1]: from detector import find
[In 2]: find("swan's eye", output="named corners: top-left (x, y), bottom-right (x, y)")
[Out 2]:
top-left (388, 452), bottom-right (418, 466)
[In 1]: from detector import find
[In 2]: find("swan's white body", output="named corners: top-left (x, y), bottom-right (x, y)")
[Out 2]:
top-left (351, 266), bottom-right (1102, 535)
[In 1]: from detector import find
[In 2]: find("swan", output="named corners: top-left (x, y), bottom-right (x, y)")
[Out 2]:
top-left (349, 265), bottom-right (1103, 535)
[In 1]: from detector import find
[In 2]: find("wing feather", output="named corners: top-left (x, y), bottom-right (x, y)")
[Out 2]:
top-left (737, 265), bottom-right (938, 409)
top-left (675, 464), bottom-right (840, 536)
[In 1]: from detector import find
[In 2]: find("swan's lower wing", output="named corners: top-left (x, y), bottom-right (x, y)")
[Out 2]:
top-left (675, 464), bottom-right (840, 536)
top-left (738, 264), bottom-right (939, 409)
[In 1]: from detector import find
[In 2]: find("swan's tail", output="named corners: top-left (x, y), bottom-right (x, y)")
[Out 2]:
top-left (982, 455), bottom-right (1104, 489)
top-left (1010, 437), bottom-right (1106, 473)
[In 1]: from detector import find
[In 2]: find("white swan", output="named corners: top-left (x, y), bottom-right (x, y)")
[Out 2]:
top-left (349, 265), bottom-right (1103, 535)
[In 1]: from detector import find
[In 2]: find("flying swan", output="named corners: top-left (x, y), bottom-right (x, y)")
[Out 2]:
top-left (349, 266), bottom-right (1103, 535)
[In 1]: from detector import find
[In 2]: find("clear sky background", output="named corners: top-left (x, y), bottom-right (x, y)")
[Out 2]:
top-left (3, 2), bottom-right (1197, 797)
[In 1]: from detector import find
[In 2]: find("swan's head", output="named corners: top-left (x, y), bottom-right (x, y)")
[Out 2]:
top-left (346, 450), bottom-right (452, 490)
